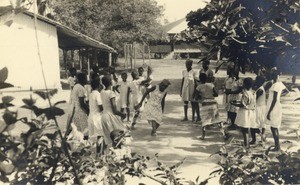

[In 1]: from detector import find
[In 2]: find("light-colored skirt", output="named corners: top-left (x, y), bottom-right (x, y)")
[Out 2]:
top-left (142, 102), bottom-right (163, 124)
top-left (266, 103), bottom-right (282, 128)
top-left (101, 112), bottom-right (126, 145)
top-left (200, 99), bottom-right (220, 127)
top-left (88, 113), bottom-right (103, 142)
top-left (255, 105), bottom-right (266, 128)
top-left (236, 108), bottom-right (256, 128)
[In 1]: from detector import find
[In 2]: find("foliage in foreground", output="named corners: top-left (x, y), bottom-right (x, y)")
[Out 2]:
top-left (1, 66), bottom-right (300, 184)
top-left (183, 0), bottom-right (300, 74)
top-left (205, 139), bottom-right (300, 185)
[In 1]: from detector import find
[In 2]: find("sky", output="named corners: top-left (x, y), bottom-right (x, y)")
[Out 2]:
top-left (155, 0), bottom-right (209, 23)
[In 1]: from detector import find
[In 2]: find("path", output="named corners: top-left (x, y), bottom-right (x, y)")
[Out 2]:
top-left (4, 59), bottom-right (300, 184)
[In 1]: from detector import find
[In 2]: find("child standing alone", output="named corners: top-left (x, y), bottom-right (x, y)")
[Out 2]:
top-left (135, 79), bottom-right (170, 136)
top-left (180, 59), bottom-right (198, 122)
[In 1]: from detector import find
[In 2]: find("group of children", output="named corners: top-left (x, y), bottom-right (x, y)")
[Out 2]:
top-left (67, 65), bottom-right (171, 153)
top-left (180, 59), bottom-right (287, 151)
top-left (67, 59), bottom-right (287, 154)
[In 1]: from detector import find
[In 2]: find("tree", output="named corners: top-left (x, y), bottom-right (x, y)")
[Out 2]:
top-left (182, 0), bottom-right (300, 74)
top-left (50, 0), bottom-right (165, 54)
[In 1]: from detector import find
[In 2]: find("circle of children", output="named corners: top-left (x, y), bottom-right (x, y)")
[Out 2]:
top-left (67, 59), bottom-right (287, 156)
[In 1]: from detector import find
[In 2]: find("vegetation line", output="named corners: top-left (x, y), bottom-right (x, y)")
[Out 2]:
top-left (32, 1), bottom-right (82, 184)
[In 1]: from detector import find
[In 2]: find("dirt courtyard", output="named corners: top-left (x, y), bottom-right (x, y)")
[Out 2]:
top-left (6, 58), bottom-right (300, 184)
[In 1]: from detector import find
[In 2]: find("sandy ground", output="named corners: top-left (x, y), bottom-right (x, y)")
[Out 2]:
top-left (2, 59), bottom-right (300, 184)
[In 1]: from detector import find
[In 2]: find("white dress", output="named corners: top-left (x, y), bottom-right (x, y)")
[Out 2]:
top-left (101, 89), bottom-right (126, 145)
top-left (181, 69), bottom-right (197, 102)
top-left (118, 81), bottom-right (130, 109)
top-left (129, 78), bottom-right (144, 108)
top-left (142, 85), bottom-right (167, 124)
top-left (255, 86), bottom-right (266, 128)
top-left (235, 89), bottom-right (256, 128)
top-left (70, 84), bottom-right (88, 132)
top-left (88, 90), bottom-right (103, 141)
top-left (266, 81), bottom-right (286, 128)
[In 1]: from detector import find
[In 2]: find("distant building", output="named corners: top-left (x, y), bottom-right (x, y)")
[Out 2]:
top-left (0, 11), bottom-right (116, 90)
top-left (149, 18), bottom-right (204, 59)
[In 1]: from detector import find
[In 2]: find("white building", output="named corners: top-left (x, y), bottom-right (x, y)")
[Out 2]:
top-left (0, 11), bottom-right (116, 90)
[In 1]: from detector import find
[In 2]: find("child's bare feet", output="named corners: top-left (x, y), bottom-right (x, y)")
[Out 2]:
top-left (181, 118), bottom-right (188, 122)
top-left (151, 130), bottom-right (157, 136)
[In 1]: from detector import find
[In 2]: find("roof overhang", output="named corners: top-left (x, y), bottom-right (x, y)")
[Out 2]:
top-left (24, 11), bottom-right (117, 53)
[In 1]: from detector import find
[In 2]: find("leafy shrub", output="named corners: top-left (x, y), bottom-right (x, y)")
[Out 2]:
top-left (209, 139), bottom-right (300, 185)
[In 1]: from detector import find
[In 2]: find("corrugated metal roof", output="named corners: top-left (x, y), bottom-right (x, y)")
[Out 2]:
top-left (23, 11), bottom-right (116, 53)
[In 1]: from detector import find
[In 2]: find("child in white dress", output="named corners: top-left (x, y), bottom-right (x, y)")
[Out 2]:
top-left (231, 78), bottom-right (256, 149)
top-left (88, 80), bottom-right (103, 142)
top-left (129, 70), bottom-right (150, 129)
top-left (266, 70), bottom-right (287, 151)
top-left (116, 72), bottom-right (131, 122)
top-left (100, 76), bottom-right (127, 145)
top-left (180, 59), bottom-right (198, 122)
top-left (250, 76), bottom-right (266, 145)
top-left (135, 79), bottom-right (170, 136)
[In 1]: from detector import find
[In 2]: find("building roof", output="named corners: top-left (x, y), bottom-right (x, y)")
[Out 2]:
top-left (163, 18), bottom-right (187, 34)
top-left (23, 11), bottom-right (116, 53)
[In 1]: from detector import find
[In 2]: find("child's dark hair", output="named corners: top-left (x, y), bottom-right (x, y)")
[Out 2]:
top-left (255, 76), bottom-right (265, 87)
top-left (91, 79), bottom-right (100, 90)
top-left (199, 73), bottom-right (207, 83)
top-left (121, 72), bottom-right (127, 77)
top-left (91, 73), bottom-right (99, 81)
top-left (271, 70), bottom-right (280, 80)
top-left (131, 70), bottom-right (139, 78)
top-left (243, 77), bottom-right (253, 90)
top-left (69, 67), bottom-right (76, 74)
top-left (101, 75), bottom-right (112, 88)
top-left (203, 60), bottom-right (210, 66)
top-left (77, 73), bottom-right (87, 84)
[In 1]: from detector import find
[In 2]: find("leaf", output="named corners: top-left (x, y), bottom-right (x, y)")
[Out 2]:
top-left (53, 100), bottom-right (67, 106)
top-left (34, 89), bottom-right (57, 100)
top-left (1, 96), bottom-right (14, 104)
top-left (0, 120), bottom-right (7, 132)
top-left (22, 98), bottom-right (36, 107)
top-left (44, 107), bottom-right (65, 120)
top-left (2, 112), bottom-right (17, 125)
top-left (0, 103), bottom-right (14, 109)
top-left (0, 82), bottom-right (13, 89)
top-left (215, 61), bottom-right (227, 73)
top-left (154, 173), bottom-right (165, 177)
top-left (294, 97), bottom-right (300, 101)
top-left (0, 67), bottom-right (8, 83)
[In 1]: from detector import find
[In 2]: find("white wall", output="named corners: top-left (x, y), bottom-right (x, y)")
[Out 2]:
top-left (0, 13), bottom-right (61, 90)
